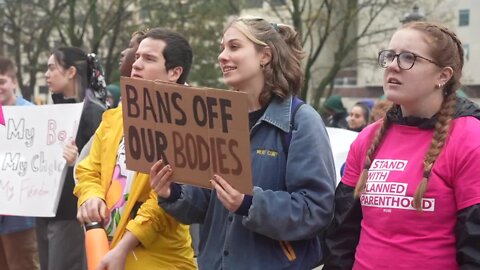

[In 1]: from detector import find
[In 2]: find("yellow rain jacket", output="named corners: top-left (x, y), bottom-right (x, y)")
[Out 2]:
top-left (74, 106), bottom-right (196, 269)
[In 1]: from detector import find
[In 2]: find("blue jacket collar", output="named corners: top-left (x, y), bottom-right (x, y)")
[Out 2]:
top-left (259, 95), bottom-right (293, 133)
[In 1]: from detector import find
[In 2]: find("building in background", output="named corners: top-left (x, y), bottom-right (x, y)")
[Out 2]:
top-left (1, 0), bottom-right (478, 105)
top-left (343, 0), bottom-right (479, 99)
top-left (241, 0), bottom-right (478, 104)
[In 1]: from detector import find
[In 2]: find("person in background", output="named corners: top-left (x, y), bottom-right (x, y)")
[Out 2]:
top-left (38, 47), bottom-right (107, 270)
top-left (370, 99), bottom-right (393, 123)
top-left (0, 57), bottom-right (39, 270)
top-left (322, 95), bottom-right (348, 129)
top-left (119, 29), bottom-right (147, 78)
top-left (74, 28), bottom-right (147, 170)
top-left (358, 99), bottom-right (374, 111)
top-left (324, 21), bottom-right (480, 269)
top-left (106, 84), bottom-right (120, 108)
top-left (151, 16), bottom-right (336, 270)
top-left (74, 28), bottom-right (196, 270)
top-left (100, 28), bottom-right (147, 109)
top-left (347, 101), bottom-right (370, 132)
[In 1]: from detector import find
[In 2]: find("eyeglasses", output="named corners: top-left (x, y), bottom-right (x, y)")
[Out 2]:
top-left (378, 50), bottom-right (442, 70)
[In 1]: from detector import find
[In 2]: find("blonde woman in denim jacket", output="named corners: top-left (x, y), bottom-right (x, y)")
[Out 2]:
top-left (151, 17), bottom-right (336, 270)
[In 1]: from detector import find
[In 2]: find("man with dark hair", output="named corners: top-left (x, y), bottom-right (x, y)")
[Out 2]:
top-left (0, 57), bottom-right (39, 270)
top-left (136, 28), bottom-right (193, 84)
top-left (74, 28), bottom-right (196, 269)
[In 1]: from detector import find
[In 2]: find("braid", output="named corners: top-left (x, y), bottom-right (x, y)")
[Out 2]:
top-left (429, 25), bottom-right (464, 91)
top-left (431, 24), bottom-right (464, 64)
top-left (354, 105), bottom-right (394, 197)
top-left (412, 91), bottom-right (457, 209)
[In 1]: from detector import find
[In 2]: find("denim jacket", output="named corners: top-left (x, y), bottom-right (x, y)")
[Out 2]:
top-left (159, 96), bottom-right (336, 270)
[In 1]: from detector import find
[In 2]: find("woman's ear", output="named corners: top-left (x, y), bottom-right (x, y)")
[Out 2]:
top-left (66, 66), bottom-right (77, 80)
top-left (261, 46), bottom-right (272, 66)
top-left (438, 66), bottom-right (453, 87)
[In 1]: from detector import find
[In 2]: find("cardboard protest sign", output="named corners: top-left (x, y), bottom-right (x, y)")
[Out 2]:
top-left (121, 77), bottom-right (253, 194)
top-left (0, 103), bottom-right (83, 216)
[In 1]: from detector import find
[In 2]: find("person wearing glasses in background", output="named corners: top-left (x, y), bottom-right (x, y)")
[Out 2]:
top-left (323, 21), bottom-right (480, 270)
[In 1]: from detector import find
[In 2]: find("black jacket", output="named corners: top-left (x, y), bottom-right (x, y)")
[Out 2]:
top-left (323, 97), bottom-right (480, 269)
top-left (326, 111), bottom-right (349, 129)
top-left (47, 92), bottom-right (105, 220)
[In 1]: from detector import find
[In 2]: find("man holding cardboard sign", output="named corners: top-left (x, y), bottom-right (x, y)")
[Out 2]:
top-left (74, 28), bottom-right (196, 269)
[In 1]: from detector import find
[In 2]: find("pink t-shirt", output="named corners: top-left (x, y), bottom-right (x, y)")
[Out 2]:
top-left (342, 116), bottom-right (480, 270)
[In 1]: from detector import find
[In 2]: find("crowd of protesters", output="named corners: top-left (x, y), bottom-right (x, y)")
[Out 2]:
top-left (0, 15), bottom-right (479, 270)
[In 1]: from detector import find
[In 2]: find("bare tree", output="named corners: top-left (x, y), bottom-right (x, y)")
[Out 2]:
top-left (53, 0), bottom-right (137, 82)
top-left (1, 0), bottom-right (68, 100)
top-left (265, 0), bottom-right (417, 109)
top-left (139, 0), bottom-right (238, 88)
top-left (0, 0), bottom-right (138, 99)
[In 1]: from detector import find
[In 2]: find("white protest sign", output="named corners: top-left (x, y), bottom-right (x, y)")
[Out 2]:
top-left (326, 127), bottom-right (358, 185)
top-left (0, 103), bottom-right (83, 217)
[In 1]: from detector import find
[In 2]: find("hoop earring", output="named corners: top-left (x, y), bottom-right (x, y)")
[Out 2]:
top-left (260, 63), bottom-right (265, 70)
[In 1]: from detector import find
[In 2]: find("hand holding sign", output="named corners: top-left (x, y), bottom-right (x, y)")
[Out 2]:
top-left (150, 159), bottom-right (174, 199)
top-left (210, 174), bottom-right (244, 212)
top-left (63, 139), bottom-right (78, 166)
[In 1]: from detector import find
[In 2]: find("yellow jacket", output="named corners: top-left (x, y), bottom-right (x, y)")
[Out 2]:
top-left (74, 106), bottom-right (196, 269)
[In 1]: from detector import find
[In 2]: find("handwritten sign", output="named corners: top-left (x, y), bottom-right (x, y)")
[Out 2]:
top-left (121, 77), bottom-right (253, 194)
top-left (0, 103), bottom-right (83, 216)
top-left (0, 103), bottom-right (4, 125)
top-left (325, 127), bottom-right (359, 185)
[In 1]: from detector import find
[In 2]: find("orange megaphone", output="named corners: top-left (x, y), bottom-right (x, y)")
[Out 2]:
top-left (85, 222), bottom-right (110, 270)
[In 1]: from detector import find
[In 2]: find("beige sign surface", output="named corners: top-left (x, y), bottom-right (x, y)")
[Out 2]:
top-left (121, 77), bottom-right (252, 194)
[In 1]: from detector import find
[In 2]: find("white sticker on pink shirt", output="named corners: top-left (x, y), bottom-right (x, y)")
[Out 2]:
top-left (361, 158), bottom-right (436, 212)
top-left (370, 159), bottom-right (408, 171)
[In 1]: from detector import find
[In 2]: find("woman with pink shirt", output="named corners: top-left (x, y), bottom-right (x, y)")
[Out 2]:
top-left (324, 21), bottom-right (480, 269)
